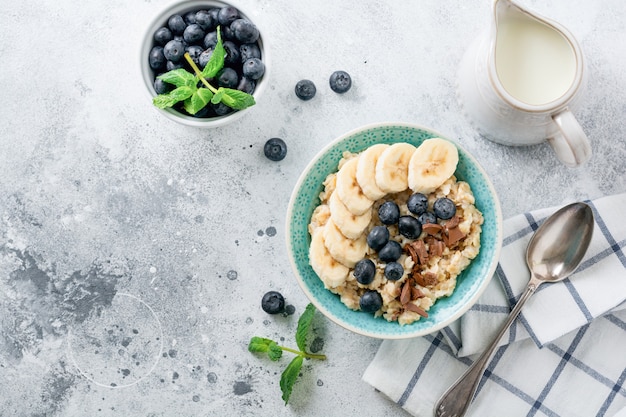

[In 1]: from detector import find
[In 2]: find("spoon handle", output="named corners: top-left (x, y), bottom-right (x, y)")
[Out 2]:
top-left (434, 281), bottom-right (538, 417)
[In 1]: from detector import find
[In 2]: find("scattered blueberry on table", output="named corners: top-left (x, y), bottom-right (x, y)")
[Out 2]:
top-left (295, 79), bottom-right (317, 100)
top-left (264, 138), bottom-right (288, 161)
top-left (261, 291), bottom-right (285, 314)
top-left (329, 70), bottom-right (352, 93)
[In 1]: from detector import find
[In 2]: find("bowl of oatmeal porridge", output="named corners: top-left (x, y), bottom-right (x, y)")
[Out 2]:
top-left (286, 122), bottom-right (502, 339)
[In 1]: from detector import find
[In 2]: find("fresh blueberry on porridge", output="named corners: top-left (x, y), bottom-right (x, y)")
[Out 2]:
top-left (307, 138), bottom-right (484, 325)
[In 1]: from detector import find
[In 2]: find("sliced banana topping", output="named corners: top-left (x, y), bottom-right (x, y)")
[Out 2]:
top-left (336, 156), bottom-right (374, 215)
top-left (356, 143), bottom-right (389, 200)
top-left (328, 191), bottom-right (372, 239)
top-left (408, 138), bottom-right (459, 194)
top-left (309, 228), bottom-right (350, 289)
top-left (375, 142), bottom-right (416, 193)
top-left (323, 217), bottom-right (368, 268)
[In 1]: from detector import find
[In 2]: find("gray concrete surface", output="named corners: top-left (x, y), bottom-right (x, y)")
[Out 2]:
top-left (1, 0), bottom-right (625, 416)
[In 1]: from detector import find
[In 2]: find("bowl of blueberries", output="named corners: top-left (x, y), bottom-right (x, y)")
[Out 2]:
top-left (141, 0), bottom-right (269, 127)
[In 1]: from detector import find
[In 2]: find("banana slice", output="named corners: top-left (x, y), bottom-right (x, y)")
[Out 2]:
top-left (408, 138), bottom-right (459, 194)
top-left (323, 218), bottom-right (368, 268)
top-left (309, 227), bottom-right (349, 289)
top-left (356, 143), bottom-right (389, 200)
top-left (375, 142), bottom-right (416, 193)
top-left (336, 156), bottom-right (374, 215)
top-left (329, 191), bottom-right (371, 239)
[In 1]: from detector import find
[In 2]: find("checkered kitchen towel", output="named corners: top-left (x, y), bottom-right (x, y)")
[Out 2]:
top-left (363, 193), bottom-right (626, 417)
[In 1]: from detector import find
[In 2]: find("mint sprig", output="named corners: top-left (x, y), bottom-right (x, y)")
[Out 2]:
top-left (248, 303), bottom-right (326, 405)
top-left (152, 27), bottom-right (255, 115)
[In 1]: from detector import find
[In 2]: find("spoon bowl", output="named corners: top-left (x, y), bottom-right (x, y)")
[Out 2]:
top-left (526, 202), bottom-right (594, 283)
top-left (435, 202), bottom-right (594, 417)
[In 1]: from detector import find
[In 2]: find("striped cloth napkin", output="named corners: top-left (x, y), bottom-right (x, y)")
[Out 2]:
top-left (363, 193), bottom-right (626, 417)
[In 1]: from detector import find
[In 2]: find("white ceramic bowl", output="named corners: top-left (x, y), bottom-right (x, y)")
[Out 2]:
top-left (140, 0), bottom-right (269, 127)
top-left (286, 122), bottom-right (503, 339)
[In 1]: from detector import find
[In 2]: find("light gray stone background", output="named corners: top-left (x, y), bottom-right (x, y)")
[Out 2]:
top-left (1, 0), bottom-right (625, 416)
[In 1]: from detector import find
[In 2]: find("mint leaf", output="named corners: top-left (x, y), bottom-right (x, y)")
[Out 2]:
top-left (211, 88), bottom-right (224, 105)
top-left (248, 336), bottom-right (275, 353)
top-left (280, 356), bottom-right (303, 405)
top-left (184, 87), bottom-right (214, 114)
top-left (268, 343), bottom-right (283, 361)
top-left (201, 26), bottom-right (225, 79)
top-left (152, 85), bottom-right (196, 109)
top-left (157, 68), bottom-right (196, 87)
top-left (219, 88), bottom-right (256, 110)
top-left (295, 303), bottom-right (315, 352)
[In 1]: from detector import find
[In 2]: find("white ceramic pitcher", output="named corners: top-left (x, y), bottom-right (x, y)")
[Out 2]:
top-left (457, 0), bottom-right (591, 167)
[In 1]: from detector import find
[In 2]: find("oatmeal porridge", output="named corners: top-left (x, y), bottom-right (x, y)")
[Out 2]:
top-left (307, 139), bottom-right (484, 325)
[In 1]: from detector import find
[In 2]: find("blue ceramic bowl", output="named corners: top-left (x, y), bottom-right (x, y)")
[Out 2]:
top-left (286, 122), bottom-right (503, 339)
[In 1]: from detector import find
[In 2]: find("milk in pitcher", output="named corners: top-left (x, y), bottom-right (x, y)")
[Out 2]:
top-left (494, 7), bottom-right (577, 106)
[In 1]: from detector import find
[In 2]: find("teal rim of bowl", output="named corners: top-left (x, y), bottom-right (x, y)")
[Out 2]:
top-left (285, 122), bottom-right (503, 339)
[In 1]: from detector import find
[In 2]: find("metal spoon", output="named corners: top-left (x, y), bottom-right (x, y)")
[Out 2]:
top-left (435, 202), bottom-right (594, 417)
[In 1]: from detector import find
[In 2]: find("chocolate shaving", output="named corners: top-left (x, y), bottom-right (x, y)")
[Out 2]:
top-left (405, 303), bottom-right (429, 317)
top-left (429, 239), bottom-right (445, 257)
top-left (413, 271), bottom-right (438, 287)
top-left (445, 215), bottom-right (461, 229)
top-left (400, 281), bottom-right (412, 305)
top-left (422, 223), bottom-right (443, 235)
top-left (445, 226), bottom-right (466, 247)
top-left (404, 243), bottom-right (418, 264)
top-left (441, 215), bottom-right (466, 248)
top-left (411, 286), bottom-right (424, 299)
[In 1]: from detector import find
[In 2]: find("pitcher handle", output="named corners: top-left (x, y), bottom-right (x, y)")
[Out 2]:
top-left (548, 109), bottom-right (591, 167)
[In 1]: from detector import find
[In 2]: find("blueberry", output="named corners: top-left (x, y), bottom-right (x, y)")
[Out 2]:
top-left (261, 291), bottom-right (285, 314)
top-left (384, 262), bottom-right (404, 281)
top-left (295, 79), bottom-right (316, 101)
top-left (223, 41), bottom-right (241, 66)
top-left (264, 138), bottom-right (287, 161)
top-left (154, 77), bottom-right (171, 94)
top-left (166, 60), bottom-right (183, 71)
top-left (237, 77), bottom-right (256, 94)
top-left (154, 27), bottom-right (173, 46)
top-left (221, 24), bottom-right (236, 41)
top-left (398, 215), bottom-right (422, 239)
top-left (418, 212), bottom-right (437, 225)
top-left (378, 201), bottom-right (400, 225)
top-left (185, 45), bottom-right (204, 64)
top-left (183, 24), bottom-right (205, 44)
top-left (208, 8), bottom-right (220, 22)
top-left (240, 43), bottom-right (261, 62)
top-left (353, 259), bottom-right (376, 285)
top-left (433, 197), bottom-right (457, 220)
top-left (242, 58), bottom-right (265, 80)
top-left (378, 240), bottom-right (402, 262)
top-left (329, 70), bottom-right (352, 93)
top-left (149, 46), bottom-right (166, 70)
top-left (367, 226), bottom-right (389, 251)
top-left (217, 67), bottom-right (239, 88)
top-left (217, 6), bottom-right (239, 25)
top-left (203, 31), bottom-right (218, 49)
top-left (231, 19), bottom-right (259, 43)
top-left (212, 102), bottom-right (233, 116)
top-left (163, 40), bottom-right (185, 62)
top-left (183, 11), bottom-right (197, 24)
top-left (407, 193), bottom-right (428, 215)
top-left (198, 49), bottom-right (213, 68)
top-left (167, 14), bottom-right (187, 35)
top-left (359, 290), bottom-right (382, 313)
top-left (195, 10), bottom-right (215, 31)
